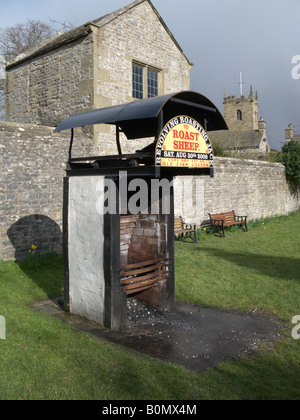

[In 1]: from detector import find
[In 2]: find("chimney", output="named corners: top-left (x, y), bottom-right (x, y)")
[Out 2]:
top-left (258, 117), bottom-right (266, 133)
top-left (285, 123), bottom-right (294, 140)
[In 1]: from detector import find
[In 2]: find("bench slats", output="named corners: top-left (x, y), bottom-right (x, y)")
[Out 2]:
top-left (174, 216), bottom-right (197, 243)
top-left (174, 219), bottom-right (183, 229)
top-left (209, 210), bottom-right (248, 237)
top-left (175, 228), bottom-right (195, 233)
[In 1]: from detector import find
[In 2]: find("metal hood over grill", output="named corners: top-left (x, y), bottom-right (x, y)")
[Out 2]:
top-left (54, 90), bottom-right (227, 139)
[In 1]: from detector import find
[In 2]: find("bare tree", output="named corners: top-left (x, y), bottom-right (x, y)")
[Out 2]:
top-left (0, 18), bottom-right (78, 120)
top-left (0, 19), bottom-right (54, 61)
top-left (48, 16), bottom-right (76, 32)
top-left (0, 19), bottom-right (55, 120)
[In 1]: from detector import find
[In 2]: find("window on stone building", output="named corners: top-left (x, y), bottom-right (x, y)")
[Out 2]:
top-left (237, 110), bottom-right (243, 121)
top-left (132, 62), bottom-right (160, 100)
top-left (147, 68), bottom-right (158, 98)
top-left (132, 64), bottom-right (144, 99)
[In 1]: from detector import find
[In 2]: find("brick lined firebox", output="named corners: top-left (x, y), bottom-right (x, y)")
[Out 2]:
top-left (120, 214), bottom-right (166, 267)
top-left (120, 212), bottom-right (169, 309)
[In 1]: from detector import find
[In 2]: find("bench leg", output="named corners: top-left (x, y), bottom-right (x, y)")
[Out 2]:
top-left (188, 230), bottom-right (197, 243)
top-left (212, 225), bottom-right (225, 238)
top-left (238, 222), bottom-right (248, 232)
top-left (218, 225), bottom-right (225, 238)
top-left (211, 224), bottom-right (220, 237)
top-left (180, 231), bottom-right (197, 243)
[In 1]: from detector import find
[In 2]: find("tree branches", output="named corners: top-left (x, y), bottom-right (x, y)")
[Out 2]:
top-left (0, 19), bottom-right (54, 61)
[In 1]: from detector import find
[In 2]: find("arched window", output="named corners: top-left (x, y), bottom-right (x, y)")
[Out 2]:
top-left (237, 110), bottom-right (242, 121)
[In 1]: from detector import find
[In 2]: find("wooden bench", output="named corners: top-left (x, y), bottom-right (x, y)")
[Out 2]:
top-left (121, 257), bottom-right (167, 295)
top-left (209, 210), bottom-right (248, 238)
top-left (174, 216), bottom-right (197, 243)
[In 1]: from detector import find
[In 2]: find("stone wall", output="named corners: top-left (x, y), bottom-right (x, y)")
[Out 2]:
top-left (0, 121), bottom-right (96, 260)
top-left (1, 122), bottom-right (299, 261)
top-left (174, 157), bottom-right (300, 225)
top-left (5, 33), bottom-right (94, 128)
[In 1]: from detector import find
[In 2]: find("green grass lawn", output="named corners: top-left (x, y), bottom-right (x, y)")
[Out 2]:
top-left (0, 212), bottom-right (300, 400)
top-left (176, 213), bottom-right (300, 320)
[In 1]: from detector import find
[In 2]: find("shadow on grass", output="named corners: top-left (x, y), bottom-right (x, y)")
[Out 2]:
top-left (204, 247), bottom-right (300, 282)
top-left (7, 214), bottom-right (64, 299)
top-left (18, 253), bottom-right (64, 299)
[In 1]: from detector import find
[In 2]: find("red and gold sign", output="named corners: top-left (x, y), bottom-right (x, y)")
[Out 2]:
top-left (156, 116), bottom-right (213, 168)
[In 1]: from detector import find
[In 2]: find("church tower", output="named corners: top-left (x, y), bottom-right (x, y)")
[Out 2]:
top-left (223, 85), bottom-right (259, 131)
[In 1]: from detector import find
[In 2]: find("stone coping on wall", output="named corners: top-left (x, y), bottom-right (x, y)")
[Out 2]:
top-left (213, 155), bottom-right (283, 169)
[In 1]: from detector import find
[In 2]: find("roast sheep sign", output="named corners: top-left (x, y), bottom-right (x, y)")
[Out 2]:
top-left (155, 115), bottom-right (213, 169)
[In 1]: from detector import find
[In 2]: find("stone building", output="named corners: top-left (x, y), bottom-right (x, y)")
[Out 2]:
top-left (285, 123), bottom-right (300, 144)
top-left (209, 87), bottom-right (271, 154)
top-left (4, 0), bottom-right (192, 155)
top-left (224, 86), bottom-right (259, 131)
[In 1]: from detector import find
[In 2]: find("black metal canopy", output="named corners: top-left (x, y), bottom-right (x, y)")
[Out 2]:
top-left (54, 90), bottom-right (227, 139)
top-left (55, 90), bottom-right (228, 177)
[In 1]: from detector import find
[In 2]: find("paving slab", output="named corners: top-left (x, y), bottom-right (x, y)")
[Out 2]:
top-left (30, 297), bottom-right (281, 373)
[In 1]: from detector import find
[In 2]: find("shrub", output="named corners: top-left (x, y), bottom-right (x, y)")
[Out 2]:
top-left (277, 140), bottom-right (300, 195)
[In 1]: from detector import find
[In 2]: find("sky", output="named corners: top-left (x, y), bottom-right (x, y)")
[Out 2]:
top-left (0, 0), bottom-right (300, 150)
